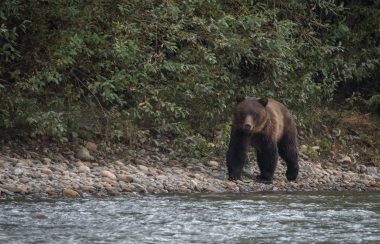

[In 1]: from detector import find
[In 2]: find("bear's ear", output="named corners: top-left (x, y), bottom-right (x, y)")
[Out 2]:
top-left (258, 97), bottom-right (268, 107)
top-left (236, 94), bottom-right (246, 104)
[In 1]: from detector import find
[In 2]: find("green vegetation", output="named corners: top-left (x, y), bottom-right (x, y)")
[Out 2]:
top-left (1, 0), bottom-right (379, 140)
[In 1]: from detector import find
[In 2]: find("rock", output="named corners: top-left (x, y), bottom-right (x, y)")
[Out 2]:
top-left (134, 158), bottom-right (146, 164)
top-left (225, 181), bottom-right (239, 191)
top-left (101, 170), bottom-right (117, 180)
top-left (76, 147), bottom-right (94, 161)
top-left (63, 188), bottom-right (80, 197)
top-left (366, 167), bottom-right (378, 175)
top-left (204, 185), bottom-right (221, 193)
top-left (303, 164), bottom-right (314, 174)
top-left (207, 142), bottom-right (215, 148)
top-left (131, 183), bottom-right (148, 193)
top-left (102, 177), bottom-right (117, 184)
top-left (42, 157), bottom-right (52, 164)
top-left (311, 146), bottom-right (320, 151)
top-left (358, 165), bottom-right (367, 174)
top-left (13, 168), bottom-right (24, 176)
top-left (40, 167), bottom-right (53, 175)
top-left (85, 142), bottom-right (97, 152)
top-left (156, 175), bottom-right (168, 181)
top-left (32, 212), bottom-right (48, 219)
top-left (190, 180), bottom-right (198, 189)
top-left (137, 165), bottom-right (149, 172)
top-left (338, 155), bottom-right (352, 164)
top-left (118, 175), bottom-right (134, 183)
top-left (206, 160), bottom-right (219, 168)
top-left (78, 165), bottom-right (91, 173)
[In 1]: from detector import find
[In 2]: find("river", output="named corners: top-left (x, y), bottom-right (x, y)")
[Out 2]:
top-left (1, 192), bottom-right (379, 243)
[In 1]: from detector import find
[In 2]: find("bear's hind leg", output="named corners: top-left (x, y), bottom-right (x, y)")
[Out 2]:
top-left (278, 135), bottom-right (299, 181)
top-left (256, 145), bottom-right (278, 184)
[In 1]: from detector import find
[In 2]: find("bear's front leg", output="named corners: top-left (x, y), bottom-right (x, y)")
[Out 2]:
top-left (226, 129), bottom-right (249, 181)
top-left (256, 144), bottom-right (278, 184)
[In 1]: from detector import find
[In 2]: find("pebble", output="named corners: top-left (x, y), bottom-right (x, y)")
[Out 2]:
top-left (13, 168), bottom-right (24, 176)
top-left (76, 147), bottom-right (94, 161)
top-left (78, 165), bottom-right (91, 173)
top-left (32, 212), bottom-right (48, 219)
top-left (101, 170), bottom-right (117, 180)
top-left (1, 143), bottom-right (379, 198)
top-left (206, 160), bottom-right (219, 168)
top-left (42, 157), bottom-right (52, 164)
top-left (137, 165), bottom-right (149, 172)
top-left (41, 167), bottom-right (53, 175)
top-left (63, 188), bottom-right (80, 197)
top-left (338, 155), bottom-right (352, 164)
top-left (85, 142), bottom-right (97, 152)
top-left (366, 167), bottom-right (378, 175)
top-left (118, 175), bottom-right (134, 183)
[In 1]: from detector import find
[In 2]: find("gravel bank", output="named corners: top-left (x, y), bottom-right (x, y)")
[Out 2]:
top-left (1, 143), bottom-right (379, 199)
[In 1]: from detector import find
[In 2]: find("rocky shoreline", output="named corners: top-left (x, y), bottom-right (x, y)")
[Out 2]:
top-left (1, 142), bottom-right (380, 199)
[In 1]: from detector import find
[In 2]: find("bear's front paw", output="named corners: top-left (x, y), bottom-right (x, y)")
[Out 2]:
top-left (256, 175), bottom-right (273, 184)
top-left (286, 167), bottom-right (298, 181)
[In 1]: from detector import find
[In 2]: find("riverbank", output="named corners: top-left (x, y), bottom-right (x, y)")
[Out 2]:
top-left (1, 139), bottom-right (379, 199)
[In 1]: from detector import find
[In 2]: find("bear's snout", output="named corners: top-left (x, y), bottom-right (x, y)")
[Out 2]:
top-left (243, 115), bottom-right (254, 132)
top-left (243, 124), bottom-right (252, 131)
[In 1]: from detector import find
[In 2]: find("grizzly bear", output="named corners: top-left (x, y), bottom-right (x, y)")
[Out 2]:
top-left (226, 97), bottom-right (299, 183)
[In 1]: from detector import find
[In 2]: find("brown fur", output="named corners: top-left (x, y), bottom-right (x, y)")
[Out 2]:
top-left (227, 97), bottom-right (299, 183)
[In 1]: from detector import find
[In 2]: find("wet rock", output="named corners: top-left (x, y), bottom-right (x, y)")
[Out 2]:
top-left (85, 142), bottom-right (97, 152)
top-left (78, 165), bottom-right (91, 173)
top-left (131, 183), bottom-right (148, 193)
top-left (76, 147), bottom-right (94, 161)
top-left (190, 179), bottom-right (198, 190)
top-left (63, 188), bottom-right (80, 197)
top-left (32, 212), bottom-right (48, 219)
top-left (225, 181), bottom-right (239, 191)
top-left (204, 185), bottom-right (222, 193)
top-left (101, 170), bottom-right (116, 180)
top-left (206, 160), bottom-right (219, 168)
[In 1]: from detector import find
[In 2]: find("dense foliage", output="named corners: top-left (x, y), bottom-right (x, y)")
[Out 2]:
top-left (0, 0), bottom-right (379, 139)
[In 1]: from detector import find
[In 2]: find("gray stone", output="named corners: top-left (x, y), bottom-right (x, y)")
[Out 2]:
top-left (76, 147), bottom-right (94, 161)
top-left (366, 167), bottom-right (378, 175)
top-left (13, 168), bottom-right (24, 176)
top-left (303, 164), bottom-right (314, 174)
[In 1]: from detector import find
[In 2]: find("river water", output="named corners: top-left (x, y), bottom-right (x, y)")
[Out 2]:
top-left (1, 192), bottom-right (379, 243)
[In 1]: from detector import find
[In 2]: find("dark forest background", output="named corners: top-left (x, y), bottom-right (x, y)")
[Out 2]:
top-left (1, 0), bottom-right (379, 141)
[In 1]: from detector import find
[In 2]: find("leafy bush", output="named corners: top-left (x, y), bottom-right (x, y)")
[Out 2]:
top-left (0, 0), bottom-right (379, 140)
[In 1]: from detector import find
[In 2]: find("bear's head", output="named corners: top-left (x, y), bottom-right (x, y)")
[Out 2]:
top-left (234, 97), bottom-right (269, 134)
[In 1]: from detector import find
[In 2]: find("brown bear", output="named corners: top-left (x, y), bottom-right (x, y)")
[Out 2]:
top-left (226, 96), bottom-right (299, 183)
